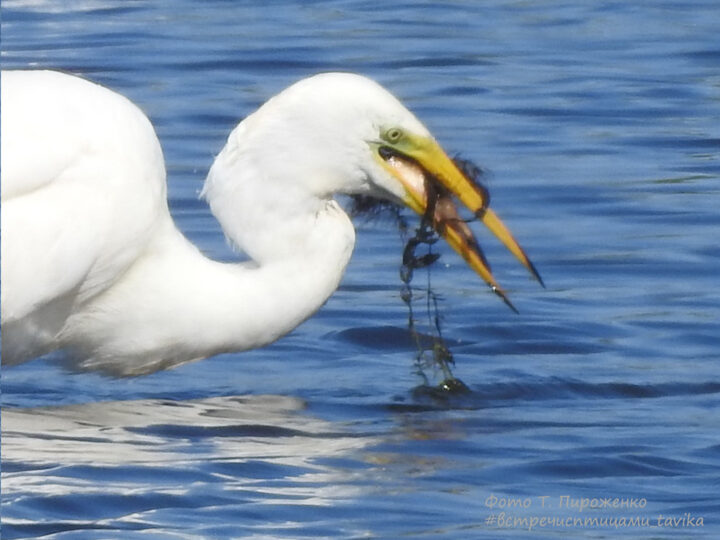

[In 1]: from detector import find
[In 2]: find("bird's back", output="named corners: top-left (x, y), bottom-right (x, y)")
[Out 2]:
top-left (1, 70), bottom-right (169, 363)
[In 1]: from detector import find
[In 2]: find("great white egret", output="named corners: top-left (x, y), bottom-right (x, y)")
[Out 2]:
top-left (1, 70), bottom-right (541, 376)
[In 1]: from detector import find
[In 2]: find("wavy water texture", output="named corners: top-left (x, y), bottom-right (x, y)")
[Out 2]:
top-left (2, 1), bottom-right (720, 538)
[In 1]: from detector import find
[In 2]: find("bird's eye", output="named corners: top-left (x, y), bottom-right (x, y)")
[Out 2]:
top-left (383, 127), bottom-right (403, 143)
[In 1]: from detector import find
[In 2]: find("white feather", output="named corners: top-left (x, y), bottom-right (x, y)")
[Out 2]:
top-left (1, 70), bottom-right (428, 375)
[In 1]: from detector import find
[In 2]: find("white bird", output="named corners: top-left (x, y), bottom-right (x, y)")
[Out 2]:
top-left (1, 70), bottom-right (541, 376)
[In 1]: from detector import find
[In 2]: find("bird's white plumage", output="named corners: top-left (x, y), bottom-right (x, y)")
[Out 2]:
top-left (1, 70), bottom-right (431, 375)
top-left (2, 71), bottom-right (169, 368)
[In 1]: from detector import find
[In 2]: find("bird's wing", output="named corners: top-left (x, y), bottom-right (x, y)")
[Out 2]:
top-left (1, 71), bottom-right (167, 323)
top-left (1, 71), bottom-right (93, 200)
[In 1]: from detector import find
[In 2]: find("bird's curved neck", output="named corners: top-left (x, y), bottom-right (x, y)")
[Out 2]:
top-left (69, 116), bottom-right (360, 375)
top-left (71, 199), bottom-right (354, 375)
top-left (167, 200), bottom-right (355, 350)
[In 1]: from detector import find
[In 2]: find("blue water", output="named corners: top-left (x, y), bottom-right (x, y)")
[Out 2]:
top-left (2, 1), bottom-right (720, 538)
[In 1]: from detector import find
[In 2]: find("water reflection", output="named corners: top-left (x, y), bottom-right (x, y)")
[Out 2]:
top-left (3, 0), bottom-right (720, 537)
top-left (3, 394), bottom-right (374, 466)
top-left (2, 395), bottom-right (384, 536)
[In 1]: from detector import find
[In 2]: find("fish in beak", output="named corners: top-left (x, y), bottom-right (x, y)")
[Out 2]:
top-left (372, 128), bottom-right (543, 311)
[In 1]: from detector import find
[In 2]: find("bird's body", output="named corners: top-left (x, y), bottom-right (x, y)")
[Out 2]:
top-left (1, 70), bottom-right (540, 376)
top-left (2, 71), bottom-right (172, 372)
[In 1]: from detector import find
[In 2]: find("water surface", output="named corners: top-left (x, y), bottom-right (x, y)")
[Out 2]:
top-left (2, 1), bottom-right (719, 538)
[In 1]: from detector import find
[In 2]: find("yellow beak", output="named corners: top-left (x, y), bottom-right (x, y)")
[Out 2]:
top-left (375, 133), bottom-right (543, 311)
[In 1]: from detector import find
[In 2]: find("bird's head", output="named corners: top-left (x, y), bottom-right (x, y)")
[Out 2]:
top-left (210, 73), bottom-right (542, 307)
